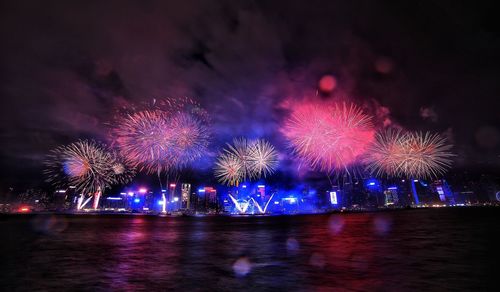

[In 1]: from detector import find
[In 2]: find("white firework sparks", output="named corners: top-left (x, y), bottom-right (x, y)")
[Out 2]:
top-left (214, 138), bottom-right (279, 185)
top-left (247, 139), bottom-right (279, 178)
top-left (365, 130), bottom-right (454, 179)
top-left (214, 153), bottom-right (244, 186)
top-left (44, 140), bottom-right (115, 193)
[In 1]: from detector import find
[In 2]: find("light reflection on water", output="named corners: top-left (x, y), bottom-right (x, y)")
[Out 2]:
top-left (1, 208), bottom-right (498, 291)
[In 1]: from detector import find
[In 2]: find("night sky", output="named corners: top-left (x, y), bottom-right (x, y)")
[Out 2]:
top-left (1, 0), bottom-right (499, 189)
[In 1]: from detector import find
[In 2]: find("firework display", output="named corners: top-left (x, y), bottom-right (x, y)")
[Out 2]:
top-left (214, 152), bottom-right (244, 186)
top-left (215, 138), bottom-right (279, 185)
top-left (364, 129), bottom-right (407, 177)
top-left (45, 94), bottom-right (455, 201)
top-left (365, 130), bottom-right (453, 179)
top-left (169, 112), bottom-right (210, 168)
top-left (112, 109), bottom-right (176, 174)
top-left (112, 98), bottom-right (210, 174)
top-left (110, 151), bottom-right (136, 185)
top-left (283, 102), bottom-right (374, 175)
top-left (44, 140), bottom-right (115, 193)
top-left (247, 139), bottom-right (279, 179)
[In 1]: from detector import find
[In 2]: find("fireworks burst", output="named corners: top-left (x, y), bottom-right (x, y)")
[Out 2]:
top-left (215, 138), bottom-right (278, 185)
top-left (44, 140), bottom-right (115, 193)
top-left (111, 98), bottom-right (210, 174)
top-left (283, 102), bottom-right (374, 175)
top-left (169, 112), bottom-right (210, 167)
top-left (247, 139), bottom-right (279, 179)
top-left (365, 130), bottom-right (454, 179)
top-left (110, 152), bottom-right (136, 185)
top-left (364, 129), bottom-right (407, 177)
top-left (112, 110), bottom-right (176, 174)
top-left (214, 153), bottom-right (244, 186)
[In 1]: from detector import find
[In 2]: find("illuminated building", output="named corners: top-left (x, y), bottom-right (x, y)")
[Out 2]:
top-left (168, 183), bottom-right (181, 212)
top-left (168, 183), bottom-right (177, 204)
top-left (190, 191), bottom-right (198, 211)
top-left (431, 179), bottom-right (454, 204)
top-left (197, 187), bottom-right (206, 212)
top-left (195, 187), bottom-right (217, 212)
top-left (411, 180), bottom-right (438, 205)
top-left (384, 187), bottom-right (399, 206)
top-left (281, 196), bottom-right (299, 214)
top-left (181, 183), bottom-right (191, 210)
top-left (257, 185), bottom-right (266, 204)
top-left (204, 187), bottom-right (217, 212)
top-left (365, 178), bottom-right (383, 207)
top-left (329, 191), bottom-right (338, 205)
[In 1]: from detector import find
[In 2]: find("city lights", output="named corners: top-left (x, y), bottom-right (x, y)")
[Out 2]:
top-left (106, 197), bottom-right (122, 200)
top-left (3, 3), bottom-right (498, 291)
top-left (330, 191), bottom-right (338, 205)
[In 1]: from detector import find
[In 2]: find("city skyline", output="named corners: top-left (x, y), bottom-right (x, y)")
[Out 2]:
top-left (1, 1), bottom-right (499, 191)
top-left (1, 2), bottom-right (499, 290)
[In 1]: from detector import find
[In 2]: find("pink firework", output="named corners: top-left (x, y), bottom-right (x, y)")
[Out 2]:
top-left (283, 101), bottom-right (374, 175)
top-left (113, 110), bottom-right (177, 174)
top-left (168, 112), bottom-right (210, 167)
top-left (111, 97), bottom-right (211, 174)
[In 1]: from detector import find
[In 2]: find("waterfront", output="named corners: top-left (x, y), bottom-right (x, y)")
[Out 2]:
top-left (1, 208), bottom-right (498, 291)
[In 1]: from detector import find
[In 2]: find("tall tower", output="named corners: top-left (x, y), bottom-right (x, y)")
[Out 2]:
top-left (168, 183), bottom-right (178, 212)
top-left (181, 183), bottom-right (191, 209)
top-left (205, 187), bottom-right (217, 212)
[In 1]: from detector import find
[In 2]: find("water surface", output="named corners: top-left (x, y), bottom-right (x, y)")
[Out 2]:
top-left (1, 208), bottom-right (498, 291)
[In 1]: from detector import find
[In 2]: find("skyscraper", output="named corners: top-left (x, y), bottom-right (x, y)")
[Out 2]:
top-left (181, 183), bottom-right (191, 210)
top-left (204, 187), bottom-right (217, 212)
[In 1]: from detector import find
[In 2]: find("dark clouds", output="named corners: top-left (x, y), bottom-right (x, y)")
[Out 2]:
top-left (1, 0), bottom-right (499, 187)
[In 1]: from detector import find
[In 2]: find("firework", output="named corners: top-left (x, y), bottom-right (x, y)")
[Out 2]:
top-left (364, 129), bottom-right (407, 177)
top-left (111, 98), bottom-right (210, 173)
top-left (401, 131), bottom-right (454, 178)
top-left (214, 153), bottom-right (244, 186)
top-left (247, 139), bottom-right (279, 178)
top-left (223, 138), bottom-right (252, 180)
top-left (283, 102), bottom-right (374, 175)
top-left (365, 130), bottom-right (453, 179)
top-left (112, 110), bottom-right (177, 174)
top-left (168, 112), bottom-right (210, 168)
top-left (44, 140), bottom-right (114, 193)
top-left (110, 152), bottom-right (136, 185)
top-left (215, 138), bottom-right (278, 185)
top-left (154, 97), bottom-right (211, 122)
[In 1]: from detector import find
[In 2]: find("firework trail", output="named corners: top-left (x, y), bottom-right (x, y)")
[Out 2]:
top-left (44, 140), bottom-right (114, 193)
top-left (283, 102), bottom-right (374, 176)
top-left (365, 130), bottom-right (454, 179)
top-left (215, 138), bottom-right (278, 185)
